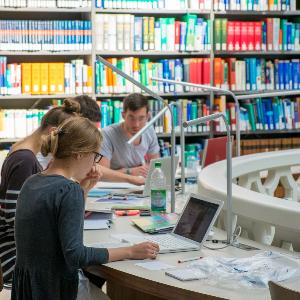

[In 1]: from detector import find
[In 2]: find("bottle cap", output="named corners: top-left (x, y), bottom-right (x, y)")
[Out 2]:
top-left (154, 162), bottom-right (162, 168)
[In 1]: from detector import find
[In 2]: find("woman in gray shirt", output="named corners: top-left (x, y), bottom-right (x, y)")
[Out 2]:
top-left (12, 117), bottom-right (159, 300)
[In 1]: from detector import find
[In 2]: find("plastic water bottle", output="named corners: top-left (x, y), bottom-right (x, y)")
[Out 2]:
top-left (150, 162), bottom-right (167, 212)
top-left (186, 153), bottom-right (198, 184)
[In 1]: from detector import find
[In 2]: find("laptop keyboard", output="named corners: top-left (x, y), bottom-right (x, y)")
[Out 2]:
top-left (145, 234), bottom-right (199, 252)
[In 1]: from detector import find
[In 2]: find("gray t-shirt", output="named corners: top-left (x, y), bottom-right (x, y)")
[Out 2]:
top-left (100, 122), bottom-right (160, 170)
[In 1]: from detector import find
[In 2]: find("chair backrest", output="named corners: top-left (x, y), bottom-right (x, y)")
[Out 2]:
top-left (269, 281), bottom-right (300, 300)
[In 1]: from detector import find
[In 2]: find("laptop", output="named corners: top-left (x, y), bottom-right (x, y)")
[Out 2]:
top-left (123, 194), bottom-right (223, 253)
top-left (121, 156), bottom-right (179, 197)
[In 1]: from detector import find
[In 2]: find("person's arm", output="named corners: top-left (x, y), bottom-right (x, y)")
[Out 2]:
top-left (100, 165), bottom-right (145, 186)
top-left (58, 183), bottom-right (159, 267)
top-left (3, 156), bottom-right (40, 231)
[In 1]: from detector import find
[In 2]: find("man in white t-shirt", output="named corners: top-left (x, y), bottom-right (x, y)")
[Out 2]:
top-left (100, 93), bottom-right (160, 178)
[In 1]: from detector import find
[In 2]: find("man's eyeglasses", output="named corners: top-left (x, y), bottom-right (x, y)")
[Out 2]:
top-left (93, 152), bottom-right (103, 164)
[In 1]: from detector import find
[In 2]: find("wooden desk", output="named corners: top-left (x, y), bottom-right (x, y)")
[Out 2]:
top-left (84, 215), bottom-right (300, 300)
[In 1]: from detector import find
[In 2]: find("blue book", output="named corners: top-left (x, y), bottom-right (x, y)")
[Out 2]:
top-left (272, 101), bottom-right (279, 130)
top-left (245, 58), bottom-right (250, 91)
top-left (250, 58), bottom-right (257, 91)
top-left (278, 61), bottom-right (284, 90)
top-left (274, 60), bottom-right (279, 90)
top-left (262, 22), bottom-right (267, 51)
top-left (283, 61), bottom-right (290, 90)
top-left (179, 21), bottom-right (186, 52)
top-left (134, 17), bottom-right (143, 51)
top-left (162, 59), bottom-right (170, 93)
top-left (101, 102), bottom-right (108, 128)
top-left (287, 23), bottom-right (292, 51)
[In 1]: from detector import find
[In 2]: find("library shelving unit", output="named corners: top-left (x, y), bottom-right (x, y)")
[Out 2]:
top-left (1, 0), bottom-right (300, 156)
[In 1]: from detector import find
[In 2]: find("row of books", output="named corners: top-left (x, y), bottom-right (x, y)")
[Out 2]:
top-left (214, 57), bottom-right (300, 91)
top-left (98, 98), bottom-right (227, 133)
top-left (228, 97), bottom-right (300, 131)
top-left (98, 96), bottom-right (300, 134)
top-left (0, 58), bottom-right (92, 95)
top-left (95, 0), bottom-right (296, 10)
top-left (214, 19), bottom-right (300, 52)
top-left (95, 0), bottom-right (212, 10)
top-left (213, 0), bottom-right (296, 10)
top-left (0, 109), bottom-right (47, 139)
top-left (0, 0), bottom-right (91, 8)
top-left (95, 57), bottom-right (211, 94)
top-left (0, 20), bottom-right (92, 51)
top-left (240, 137), bottom-right (300, 156)
top-left (94, 14), bottom-right (211, 52)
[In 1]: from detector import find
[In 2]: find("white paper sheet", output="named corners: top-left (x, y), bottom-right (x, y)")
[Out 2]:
top-left (135, 261), bottom-right (175, 271)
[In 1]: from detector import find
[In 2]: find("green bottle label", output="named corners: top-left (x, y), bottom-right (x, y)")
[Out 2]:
top-left (151, 189), bottom-right (166, 212)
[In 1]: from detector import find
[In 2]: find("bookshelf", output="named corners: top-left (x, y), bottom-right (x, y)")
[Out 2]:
top-left (1, 0), bottom-right (300, 157)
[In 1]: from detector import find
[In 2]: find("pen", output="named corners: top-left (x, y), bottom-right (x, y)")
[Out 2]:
top-left (178, 256), bottom-right (203, 263)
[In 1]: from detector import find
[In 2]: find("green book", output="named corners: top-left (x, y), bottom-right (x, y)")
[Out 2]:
top-left (242, 103), bottom-right (256, 131)
top-left (160, 18), bottom-right (167, 51)
top-left (281, 19), bottom-right (287, 51)
top-left (182, 14), bottom-right (197, 51)
top-left (206, 19), bottom-right (211, 50)
top-left (113, 100), bottom-right (121, 123)
top-left (140, 59), bottom-right (149, 86)
top-left (214, 18), bottom-right (221, 51)
top-left (95, 62), bottom-right (100, 94)
top-left (221, 19), bottom-right (227, 51)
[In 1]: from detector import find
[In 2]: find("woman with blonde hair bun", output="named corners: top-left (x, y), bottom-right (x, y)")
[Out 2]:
top-left (0, 98), bottom-right (80, 286)
top-left (12, 117), bottom-right (159, 300)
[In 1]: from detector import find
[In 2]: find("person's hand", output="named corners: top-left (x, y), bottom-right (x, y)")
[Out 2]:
top-left (129, 242), bottom-right (159, 260)
top-left (80, 164), bottom-right (103, 194)
top-left (128, 176), bottom-right (145, 186)
top-left (130, 164), bottom-right (149, 178)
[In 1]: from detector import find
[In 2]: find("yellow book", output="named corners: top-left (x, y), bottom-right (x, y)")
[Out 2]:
top-left (21, 63), bottom-right (31, 94)
top-left (87, 66), bottom-right (93, 94)
top-left (55, 63), bottom-right (65, 94)
top-left (40, 63), bottom-right (49, 95)
top-left (31, 63), bottom-right (41, 95)
top-left (48, 63), bottom-right (57, 94)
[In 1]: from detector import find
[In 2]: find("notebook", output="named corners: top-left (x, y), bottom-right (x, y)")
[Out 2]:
top-left (165, 268), bottom-right (207, 281)
top-left (122, 194), bottom-right (223, 253)
top-left (131, 213), bottom-right (178, 234)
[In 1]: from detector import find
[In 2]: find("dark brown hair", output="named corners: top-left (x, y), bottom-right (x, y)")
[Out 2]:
top-left (69, 95), bottom-right (101, 123)
top-left (41, 117), bottom-right (102, 159)
top-left (123, 93), bottom-right (149, 112)
top-left (40, 99), bottom-right (80, 130)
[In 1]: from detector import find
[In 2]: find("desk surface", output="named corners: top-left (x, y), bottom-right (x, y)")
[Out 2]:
top-left (84, 210), bottom-right (300, 300)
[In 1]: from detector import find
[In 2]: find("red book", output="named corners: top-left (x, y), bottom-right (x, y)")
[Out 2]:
top-left (247, 22), bottom-right (255, 51)
top-left (254, 21), bottom-right (262, 51)
top-left (227, 21), bottom-right (235, 51)
top-left (241, 22), bottom-right (248, 51)
top-left (190, 58), bottom-right (197, 84)
top-left (227, 58), bottom-right (236, 90)
top-left (201, 136), bottom-right (228, 168)
top-left (266, 18), bottom-right (273, 51)
top-left (203, 58), bottom-right (210, 85)
top-left (196, 58), bottom-right (203, 84)
top-left (234, 21), bottom-right (241, 51)
top-left (214, 58), bottom-right (222, 88)
top-left (175, 21), bottom-right (181, 51)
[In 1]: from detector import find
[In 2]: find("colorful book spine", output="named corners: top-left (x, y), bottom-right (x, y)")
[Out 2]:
top-left (0, 20), bottom-right (92, 52)
top-left (95, 14), bottom-right (211, 52)
top-left (95, 0), bottom-right (211, 9)
top-left (215, 18), bottom-right (300, 52)
top-left (95, 57), bottom-right (211, 95)
top-left (213, 0), bottom-right (295, 10)
top-left (0, 57), bottom-right (92, 96)
top-left (214, 57), bottom-right (300, 91)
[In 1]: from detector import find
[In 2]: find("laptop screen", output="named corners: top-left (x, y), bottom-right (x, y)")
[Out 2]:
top-left (173, 196), bottom-right (219, 243)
